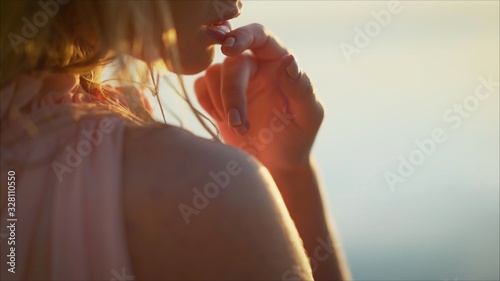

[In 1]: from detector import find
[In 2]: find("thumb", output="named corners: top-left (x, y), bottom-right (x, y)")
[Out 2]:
top-left (277, 54), bottom-right (324, 129)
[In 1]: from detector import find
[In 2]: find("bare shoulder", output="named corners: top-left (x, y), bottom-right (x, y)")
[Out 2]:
top-left (121, 125), bottom-right (312, 280)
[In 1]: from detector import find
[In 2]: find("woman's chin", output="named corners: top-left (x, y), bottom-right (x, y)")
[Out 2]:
top-left (176, 46), bottom-right (216, 75)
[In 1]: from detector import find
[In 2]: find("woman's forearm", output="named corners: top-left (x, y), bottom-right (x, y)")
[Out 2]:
top-left (268, 161), bottom-right (351, 281)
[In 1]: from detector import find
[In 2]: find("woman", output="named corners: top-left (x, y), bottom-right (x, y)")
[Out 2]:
top-left (0, 0), bottom-right (351, 280)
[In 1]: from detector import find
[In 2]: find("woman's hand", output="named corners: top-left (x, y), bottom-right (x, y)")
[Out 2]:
top-left (195, 24), bottom-right (324, 172)
top-left (195, 25), bottom-right (351, 280)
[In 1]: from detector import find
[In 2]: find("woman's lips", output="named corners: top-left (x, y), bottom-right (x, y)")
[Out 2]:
top-left (203, 21), bottom-right (232, 44)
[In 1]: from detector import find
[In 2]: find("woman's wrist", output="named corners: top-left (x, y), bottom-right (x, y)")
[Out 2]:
top-left (265, 157), bottom-right (320, 203)
top-left (265, 157), bottom-right (314, 179)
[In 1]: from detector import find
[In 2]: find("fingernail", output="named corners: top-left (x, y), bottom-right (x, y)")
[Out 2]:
top-left (227, 108), bottom-right (242, 127)
top-left (286, 55), bottom-right (301, 80)
top-left (223, 37), bottom-right (235, 48)
top-left (234, 124), bottom-right (249, 136)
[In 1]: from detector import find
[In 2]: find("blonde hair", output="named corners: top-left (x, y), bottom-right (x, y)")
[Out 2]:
top-left (0, 0), bottom-right (218, 137)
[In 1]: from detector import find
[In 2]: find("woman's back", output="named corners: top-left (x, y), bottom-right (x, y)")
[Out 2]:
top-left (0, 73), bottom-right (313, 280)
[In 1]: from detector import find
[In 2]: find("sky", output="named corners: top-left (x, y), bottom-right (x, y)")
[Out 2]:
top-left (151, 1), bottom-right (499, 280)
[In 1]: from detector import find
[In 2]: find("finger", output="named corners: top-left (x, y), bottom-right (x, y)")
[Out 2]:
top-left (202, 64), bottom-right (225, 122)
top-left (277, 54), bottom-right (324, 130)
top-left (221, 23), bottom-right (289, 61)
top-left (194, 76), bottom-right (222, 122)
top-left (221, 54), bottom-right (258, 135)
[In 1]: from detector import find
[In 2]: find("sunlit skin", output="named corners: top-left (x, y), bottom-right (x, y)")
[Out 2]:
top-left (151, 1), bottom-right (350, 280)
top-left (0, 0), bottom-right (349, 280)
top-left (166, 0), bottom-right (241, 74)
top-left (197, 27), bottom-right (324, 172)
top-left (166, 1), bottom-right (324, 172)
